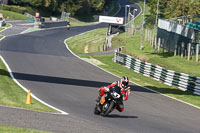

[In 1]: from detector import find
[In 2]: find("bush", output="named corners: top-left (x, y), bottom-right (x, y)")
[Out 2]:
top-left (2, 5), bottom-right (26, 14)
top-left (26, 7), bottom-right (36, 16)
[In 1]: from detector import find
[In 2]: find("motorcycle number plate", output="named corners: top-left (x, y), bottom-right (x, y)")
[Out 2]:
top-left (113, 92), bottom-right (120, 98)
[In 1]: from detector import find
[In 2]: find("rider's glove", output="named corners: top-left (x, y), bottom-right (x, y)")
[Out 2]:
top-left (104, 87), bottom-right (109, 92)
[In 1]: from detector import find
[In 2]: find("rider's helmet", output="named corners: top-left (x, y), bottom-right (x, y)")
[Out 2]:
top-left (121, 76), bottom-right (129, 88)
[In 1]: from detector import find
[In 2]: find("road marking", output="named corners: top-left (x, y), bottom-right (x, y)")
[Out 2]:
top-left (0, 55), bottom-right (69, 115)
top-left (0, 104), bottom-right (65, 115)
top-left (18, 23), bottom-right (34, 26)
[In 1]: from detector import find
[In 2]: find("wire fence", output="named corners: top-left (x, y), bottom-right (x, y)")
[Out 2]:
top-left (165, 14), bottom-right (200, 25)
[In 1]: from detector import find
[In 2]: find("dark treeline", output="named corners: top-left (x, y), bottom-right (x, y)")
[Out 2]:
top-left (8, 0), bottom-right (109, 16)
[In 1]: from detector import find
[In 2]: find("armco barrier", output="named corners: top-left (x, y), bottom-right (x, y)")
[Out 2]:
top-left (40, 21), bottom-right (68, 28)
top-left (114, 52), bottom-right (200, 95)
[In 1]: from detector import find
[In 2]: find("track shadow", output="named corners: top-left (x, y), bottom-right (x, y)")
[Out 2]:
top-left (107, 114), bottom-right (138, 119)
top-left (145, 85), bottom-right (196, 96)
top-left (11, 72), bottom-right (155, 93)
top-left (0, 69), bottom-right (10, 77)
top-left (144, 51), bottom-right (174, 58)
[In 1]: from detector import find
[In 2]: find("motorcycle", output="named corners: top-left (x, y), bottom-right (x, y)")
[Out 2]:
top-left (94, 87), bottom-right (122, 117)
top-left (66, 22), bottom-right (71, 30)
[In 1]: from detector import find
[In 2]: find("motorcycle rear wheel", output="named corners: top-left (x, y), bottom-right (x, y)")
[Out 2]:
top-left (94, 105), bottom-right (101, 115)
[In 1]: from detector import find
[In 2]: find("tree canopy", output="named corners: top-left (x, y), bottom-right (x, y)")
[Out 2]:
top-left (146, 0), bottom-right (200, 27)
top-left (8, 0), bottom-right (107, 16)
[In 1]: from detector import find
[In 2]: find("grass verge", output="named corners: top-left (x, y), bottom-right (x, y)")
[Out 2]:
top-left (0, 23), bottom-right (11, 32)
top-left (66, 28), bottom-right (200, 108)
top-left (0, 59), bottom-right (57, 113)
top-left (0, 24), bottom-right (11, 39)
top-left (0, 124), bottom-right (51, 133)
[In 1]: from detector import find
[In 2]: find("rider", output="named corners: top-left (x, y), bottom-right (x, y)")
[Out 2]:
top-left (97, 76), bottom-right (131, 112)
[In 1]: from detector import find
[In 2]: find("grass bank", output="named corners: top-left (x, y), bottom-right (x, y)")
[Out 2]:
top-left (0, 59), bottom-right (57, 113)
top-left (112, 30), bottom-right (200, 77)
top-left (67, 28), bottom-right (107, 54)
top-left (0, 124), bottom-right (51, 133)
top-left (66, 28), bottom-right (200, 108)
top-left (0, 10), bottom-right (26, 20)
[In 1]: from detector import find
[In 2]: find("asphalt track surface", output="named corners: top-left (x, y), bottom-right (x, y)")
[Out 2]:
top-left (0, 0), bottom-right (200, 133)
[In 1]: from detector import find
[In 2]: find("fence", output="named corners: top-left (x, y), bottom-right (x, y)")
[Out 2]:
top-left (24, 12), bottom-right (35, 22)
top-left (166, 14), bottom-right (200, 25)
top-left (145, 19), bottom-right (200, 61)
top-left (114, 52), bottom-right (200, 95)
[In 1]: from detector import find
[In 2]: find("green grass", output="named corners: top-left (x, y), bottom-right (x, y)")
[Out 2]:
top-left (69, 17), bottom-right (89, 26)
top-left (0, 124), bottom-right (51, 133)
top-left (0, 23), bottom-right (11, 32)
top-left (0, 24), bottom-right (11, 39)
top-left (0, 59), bottom-right (57, 113)
top-left (0, 10), bottom-right (26, 20)
top-left (111, 30), bottom-right (200, 77)
top-left (66, 28), bottom-right (107, 54)
top-left (66, 28), bottom-right (200, 108)
top-left (4, 23), bottom-right (11, 28)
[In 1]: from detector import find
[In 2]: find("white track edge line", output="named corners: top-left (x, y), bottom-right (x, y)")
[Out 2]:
top-left (0, 55), bottom-right (68, 115)
top-left (0, 104), bottom-right (64, 115)
top-left (64, 31), bottom-right (200, 111)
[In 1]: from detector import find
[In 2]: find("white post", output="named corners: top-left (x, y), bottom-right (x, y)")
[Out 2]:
top-left (187, 43), bottom-right (191, 61)
top-left (196, 44), bottom-right (199, 62)
top-left (181, 42), bottom-right (184, 58)
top-left (158, 38), bottom-right (161, 52)
top-left (174, 41), bottom-right (177, 56)
top-left (140, 0), bottom-right (146, 50)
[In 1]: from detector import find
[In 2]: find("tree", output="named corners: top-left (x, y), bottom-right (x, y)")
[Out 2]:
top-left (146, 0), bottom-right (200, 26)
top-left (188, 0), bottom-right (200, 15)
top-left (164, 0), bottom-right (200, 19)
top-left (59, 0), bottom-right (83, 16)
top-left (8, 0), bottom-right (107, 16)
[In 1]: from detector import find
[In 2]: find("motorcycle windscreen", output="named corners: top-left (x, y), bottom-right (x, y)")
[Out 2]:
top-left (100, 94), bottom-right (106, 105)
top-left (112, 86), bottom-right (121, 94)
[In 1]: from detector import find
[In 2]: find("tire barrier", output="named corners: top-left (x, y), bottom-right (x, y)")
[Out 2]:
top-left (114, 52), bottom-right (200, 95)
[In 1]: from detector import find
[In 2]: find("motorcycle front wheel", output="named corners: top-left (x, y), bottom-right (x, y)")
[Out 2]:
top-left (101, 101), bottom-right (114, 117)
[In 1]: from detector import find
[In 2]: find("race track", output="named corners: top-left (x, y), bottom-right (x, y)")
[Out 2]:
top-left (0, 0), bottom-right (200, 133)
